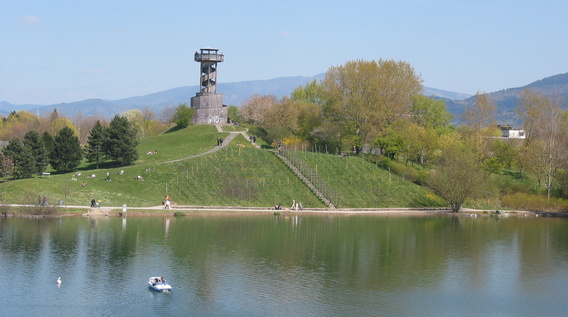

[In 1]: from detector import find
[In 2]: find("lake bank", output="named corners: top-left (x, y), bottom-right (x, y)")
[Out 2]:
top-left (1, 203), bottom-right (555, 218)
top-left (3, 203), bottom-right (564, 218)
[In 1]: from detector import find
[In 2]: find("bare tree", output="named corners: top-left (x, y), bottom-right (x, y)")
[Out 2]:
top-left (160, 105), bottom-right (176, 124)
top-left (460, 92), bottom-right (498, 158)
top-left (517, 89), bottom-right (568, 199)
top-left (73, 112), bottom-right (105, 144)
top-left (427, 140), bottom-right (487, 212)
top-left (239, 94), bottom-right (278, 126)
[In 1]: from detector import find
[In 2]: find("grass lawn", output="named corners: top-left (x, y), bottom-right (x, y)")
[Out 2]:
top-left (290, 150), bottom-right (446, 208)
top-left (0, 125), bottom-right (446, 210)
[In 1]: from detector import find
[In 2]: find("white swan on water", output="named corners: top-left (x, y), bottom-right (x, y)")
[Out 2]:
top-left (57, 277), bottom-right (62, 285)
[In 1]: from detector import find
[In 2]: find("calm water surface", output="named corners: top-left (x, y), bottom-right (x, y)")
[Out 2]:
top-left (1, 214), bottom-right (568, 316)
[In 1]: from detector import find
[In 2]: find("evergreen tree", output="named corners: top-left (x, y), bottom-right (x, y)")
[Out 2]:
top-left (0, 153), bottom-right (10, 180)
top-left (50, 127), bottom-right (82, 173)
top-left (104, 115), bottom-right (139, 165)
top-left (84, 120), bottom-right (107, 169)
top-left (42, 132), bottom-right (55, 156)
top-left (23, 130), bottom-right (49, 174)
top-left (2, 138), bottom-right (36, 179)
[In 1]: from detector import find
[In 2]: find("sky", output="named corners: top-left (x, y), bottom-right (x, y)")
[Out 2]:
top-left (1, 0), bottom-right (567, 105)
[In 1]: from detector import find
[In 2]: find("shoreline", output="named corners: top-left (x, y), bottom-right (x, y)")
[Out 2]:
top-left (1, 204), bottom-right (561, 218)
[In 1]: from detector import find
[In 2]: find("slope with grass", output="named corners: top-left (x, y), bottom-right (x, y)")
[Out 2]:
top-left (289, 151), bottom-right (446, 208)
top-left (0, 125), bottom-right (446, 209)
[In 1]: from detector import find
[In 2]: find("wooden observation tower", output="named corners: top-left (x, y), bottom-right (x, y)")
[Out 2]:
top-left (190, 48), bottom-right (227, 124)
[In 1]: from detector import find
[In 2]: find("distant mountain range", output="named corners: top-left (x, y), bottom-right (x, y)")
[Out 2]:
top-left (1, 73), bottom-right (567, 124)
top-left (0, 75), bottom-right (329, 118)
top-left (443, 72), bottom-right (568, 125)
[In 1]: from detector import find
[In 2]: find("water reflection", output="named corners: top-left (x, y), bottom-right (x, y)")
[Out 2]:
top-left (1, 215), bottom-right (568, 316)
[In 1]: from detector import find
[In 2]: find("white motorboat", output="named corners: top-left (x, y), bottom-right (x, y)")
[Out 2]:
top-left (148, 277), bottom-right (172, 292)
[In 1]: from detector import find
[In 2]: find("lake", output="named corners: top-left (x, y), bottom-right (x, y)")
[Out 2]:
top-left (1, 214), bottom-right (567, 316)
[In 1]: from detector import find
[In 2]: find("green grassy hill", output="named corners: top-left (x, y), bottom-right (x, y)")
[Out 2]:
top-left (0, 125), bottom-right (446, 209)
top-left (289, 151), bottom-right (445, 208)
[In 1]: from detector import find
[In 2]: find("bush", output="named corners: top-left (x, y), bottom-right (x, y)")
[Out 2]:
top-left (501, 192), bottom-right (568, 212)
top-left (173, 211), bottom-right (186, 217)
top-left (0, 205), bottom-right (11, 217)
top-left (21, 205), bottom-right (58, 216)
top-left (364, 154), bottom-right (426, 185)
top-left (494, 170), bottom-right (536, 196)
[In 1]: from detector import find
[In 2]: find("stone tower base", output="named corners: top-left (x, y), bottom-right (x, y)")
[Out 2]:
top-left (191, 93), bottom-right (227, 124)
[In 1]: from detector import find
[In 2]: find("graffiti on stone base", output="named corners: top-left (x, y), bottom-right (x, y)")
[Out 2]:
top-left (207, 116), bottom-right (221, 124)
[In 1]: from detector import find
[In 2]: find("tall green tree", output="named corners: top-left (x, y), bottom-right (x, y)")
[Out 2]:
top-left (173, 103), bottom-right (194, 128)
top-left (104, 115), bottom-right (139, 166)
top-left (42, 131), bottom-right (55, 155)
top-left (296, 101), bottom-right (322, 142)
top-left (50, 127), bottom-right (82, 173)
top-left (84, 120), bottom-right (107, 169)
top-left (320, 59), bottom-right (423, 152)
top-left (23, 130), bottom-right (48, 175)
top-left (2, 138), bottom-right (35, 179)
top-left (411, 94), bottom-right (453, 133)
top-left (227, 105), bottom-right (241, 124)
top-left (291, 79), bottom-right (323, 105)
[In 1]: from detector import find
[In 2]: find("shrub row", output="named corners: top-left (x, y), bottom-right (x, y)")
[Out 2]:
top-left (501, 192), bottom-right (568, 212)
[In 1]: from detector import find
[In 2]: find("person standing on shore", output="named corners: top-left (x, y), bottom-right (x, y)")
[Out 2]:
top-left (164, 195), bottom-right (171, 209)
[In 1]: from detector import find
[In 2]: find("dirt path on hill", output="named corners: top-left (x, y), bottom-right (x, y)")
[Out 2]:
top-left (161, 132), bottom-right (239, 164)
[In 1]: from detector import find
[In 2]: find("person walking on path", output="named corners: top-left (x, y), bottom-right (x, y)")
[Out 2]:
top-left (164, 195), bottom-right (171, 209)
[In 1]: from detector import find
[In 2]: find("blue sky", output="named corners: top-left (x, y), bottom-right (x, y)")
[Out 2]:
top-left (1, 0), bottom-right (567, 105)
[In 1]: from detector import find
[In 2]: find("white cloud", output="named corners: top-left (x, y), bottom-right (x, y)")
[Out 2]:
top-left (281, 31), bottom-right (290, 36)
top-left (20, 15), bottom-right (42, 26)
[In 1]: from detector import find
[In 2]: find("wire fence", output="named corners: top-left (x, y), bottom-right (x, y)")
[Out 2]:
top-left (280, 149), bottom-right (341, 208)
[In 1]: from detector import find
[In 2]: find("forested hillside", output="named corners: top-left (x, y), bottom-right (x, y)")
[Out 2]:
top-left (444, 72), bottom-right (568, 125)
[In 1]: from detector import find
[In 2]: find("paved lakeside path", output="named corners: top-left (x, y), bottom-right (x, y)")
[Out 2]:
top-left (1, 203), bottom-right (545, 217)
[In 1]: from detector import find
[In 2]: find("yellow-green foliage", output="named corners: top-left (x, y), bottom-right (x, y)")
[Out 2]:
top-left (501, 192), bottom-right (568, 212)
